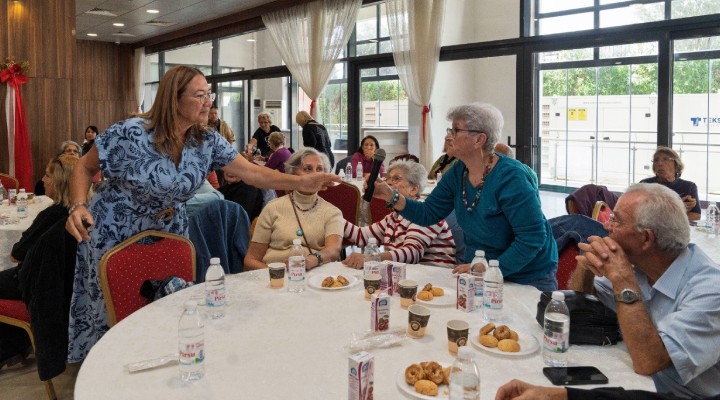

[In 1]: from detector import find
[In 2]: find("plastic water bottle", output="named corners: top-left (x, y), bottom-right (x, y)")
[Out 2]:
top-left (543, 291), bottom-right (570, 367)
top-left (345, 163), bottom-right (353, 181)
top-left (449, 346), bottom-right (480, 399)
top-left (363, 238), bottom-right (381, 275)
top-left (707, 202), bottom-right (720, 238)
top-left (16, 189), bottom-right (28, 219)
top-left (482, 259), bottom-right (503, 321)
top-left (288, 239), bottom-right (306, 293)
top-left (205, 257), bottom-right (225, 319)
top-left (178, 300), bottom-right (205, 381)
top-left (356, 163), bottom-right (363, 182)
top-left (470, 250), bottom-right (488, 311)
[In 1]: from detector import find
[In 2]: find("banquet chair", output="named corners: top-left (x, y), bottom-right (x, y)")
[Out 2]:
top-left (318, 181), bottom-right (361, 226)
top-left (592, 200), bottom-right (612, 223)
top-left (0, 300), bottom-right (56, 399)
top-left (0, 172), bottom-right (20, 191)
top-left (368, 196), bottom-right (392, 224)
top-left (556, 243), bottom-right (580, 290)
top-left (99, 230), bottom-right (196, 326)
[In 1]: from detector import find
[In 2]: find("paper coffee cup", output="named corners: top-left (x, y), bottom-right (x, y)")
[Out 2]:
top-left (398, 279), bottom-right (418, 309)
top-left (268, 263), bottom-right (286, 289)
top-left (407, 304), bottom-right (431, 338)
top-left (364, 274), bottom-right (381, 300)
top-left (446, 320), bottom-right (469, 354)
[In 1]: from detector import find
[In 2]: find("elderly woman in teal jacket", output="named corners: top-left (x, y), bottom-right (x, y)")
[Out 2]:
top-left (372, 103), bottom-right (557, 291)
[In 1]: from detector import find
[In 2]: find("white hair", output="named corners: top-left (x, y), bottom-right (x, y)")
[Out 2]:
top-left (625, 183), bottom-right (689, 257)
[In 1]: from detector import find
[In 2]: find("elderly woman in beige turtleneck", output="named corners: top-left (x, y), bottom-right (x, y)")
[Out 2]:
top-left (244, 148), bottom-right (343, 271)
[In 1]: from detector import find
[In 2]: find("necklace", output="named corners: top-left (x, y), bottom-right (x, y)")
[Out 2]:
top-left (462, 154), bottom-right (495, 212)
top-left (290, 192), bottom-right (319, 236)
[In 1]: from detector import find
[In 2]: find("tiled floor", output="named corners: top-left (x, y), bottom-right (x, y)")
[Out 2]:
top-left (0, 190), bottom-right (570, 400)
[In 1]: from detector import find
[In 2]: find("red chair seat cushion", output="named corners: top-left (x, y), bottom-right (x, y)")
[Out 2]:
top-left (0, 299), bottom-right (30, 323)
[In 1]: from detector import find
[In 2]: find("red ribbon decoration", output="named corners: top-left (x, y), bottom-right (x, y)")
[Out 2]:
top-left (1, 63), bottom-right (34, 190)
top-left (309, 99), bottom-right (317, 118)
top-left (421, 104), bottom-right (431, 143)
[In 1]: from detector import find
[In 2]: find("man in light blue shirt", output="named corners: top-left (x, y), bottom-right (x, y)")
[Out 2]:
top-left (570, 183), bottom-right (720, 398)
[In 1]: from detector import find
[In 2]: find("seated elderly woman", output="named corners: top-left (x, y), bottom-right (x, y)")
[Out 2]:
top-left (59, 140), bottom-right (82, 157)
top-left (0, 154), bottom-right (79, 368)
top-left (244, 148), bottom-right (343, 270)
top-left (640, 146), bottom-right (700, 221)
top-left (264, 132), bottom-right (292, 173)
top-left (342, 160), bottom-right (456, 268)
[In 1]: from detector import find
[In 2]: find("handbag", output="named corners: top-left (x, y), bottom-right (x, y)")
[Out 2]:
top-left (536, 290), bottom-right (622, 346)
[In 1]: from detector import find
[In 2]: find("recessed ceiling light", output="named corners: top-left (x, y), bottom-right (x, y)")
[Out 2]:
top-left (147, 9), bottom-right (159, 14)
top-left (87, 33), bottom-right (98, 37)
top-left (113, 22), bottom-right (125, 27)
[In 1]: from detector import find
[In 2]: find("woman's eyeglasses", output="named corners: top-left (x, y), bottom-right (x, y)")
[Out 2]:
top-left (651, 156), bottom-right (675, 164)
top-left (446, 127), bottom-right (482, 137)
top-left (184, 92), bottom-right (216, 104)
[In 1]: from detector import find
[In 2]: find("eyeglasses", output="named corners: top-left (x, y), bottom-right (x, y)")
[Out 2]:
top-left (385, 174), bottom-right (405, 184)
top-left (184, 92), bottom-right (216, 104)
top-left (446, 127), bottom-right (483, 137)
top-left (651, 156), bottom-right (675, 164)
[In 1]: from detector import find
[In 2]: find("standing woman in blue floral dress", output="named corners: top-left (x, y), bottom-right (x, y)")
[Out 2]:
top-left (65, 65), bottom-right (339, 362)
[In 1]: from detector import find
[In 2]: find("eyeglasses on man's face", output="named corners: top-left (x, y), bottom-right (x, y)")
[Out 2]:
top-left (446, 127), bottom-right (483, 137)
top-left (184, 92), bottom-right (216, 104)
top-left (651, 156), bottom-right (675, 164)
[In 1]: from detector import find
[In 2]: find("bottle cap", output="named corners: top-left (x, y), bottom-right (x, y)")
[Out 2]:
top-left (552, 291), bottom-right (565, 301)
top-left (458, 346), bottom-right (474, 359)
top-left (489, 260), bottom-right (499, 267)
top-left (210, 257), bottom-right (220, 264)
top-left (474, 250), bottom-right (485, 257)
top-left (368, 238), bottom-right (377, 245)
top-left (293, 239), bottom-right (302, 245)
top-left (184, 301), bottom-right (197, 310)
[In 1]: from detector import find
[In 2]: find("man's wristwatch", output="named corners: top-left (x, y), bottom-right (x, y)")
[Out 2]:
top-left (614, 288), bottom-right (641, 304)
top-left (312, 252), bottom-right (323, 265)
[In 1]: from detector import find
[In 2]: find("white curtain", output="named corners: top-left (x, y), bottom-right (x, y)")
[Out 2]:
top-left (385, 0), bottom-right (445, 167)
top-left (263, 0), bottom-right (361, 118)
top-left (134, 47), bottom-right (145, 113)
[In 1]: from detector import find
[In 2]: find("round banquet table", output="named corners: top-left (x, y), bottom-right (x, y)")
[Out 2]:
top-left (74, 262), bottom-right (653, 399)
top-left (0, 196), bottom-right (53, 271)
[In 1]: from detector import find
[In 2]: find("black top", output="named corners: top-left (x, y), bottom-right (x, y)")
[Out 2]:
top-left (82, 140), bottom-right (94, 156)
top-left (252, 125), bottom-right (281, 157)
top-left (218, 181), bottom-right (264, 221)
top-left (568, 387), bottom-right (720, 400)
top-left (11, 203), bottom-right (68, 262)
top-left (301, 121), bottom-right (334, 167)
top-left (639, 176), bottom-right (701, 215)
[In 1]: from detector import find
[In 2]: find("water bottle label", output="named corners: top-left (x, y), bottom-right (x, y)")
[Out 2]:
top-left (364, 261), bottom-right (380, 275)
top-left (206, 288), bottom-right (225, 307)
top-left (288, 256), bottom-right (305, 282)
top-left (483, 282), bottom-right (503, 310)
top-left (543, 331), bottom-right (569, 354)
top-left (179, 340), bottom-right (205, 365)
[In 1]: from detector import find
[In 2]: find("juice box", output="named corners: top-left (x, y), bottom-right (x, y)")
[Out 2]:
top-left (456, 273), bottom-right (475, 312)
top-left (348, 351), bottom-right (374, 400)
top-left (371, 293), bottom-right (390, 332)
top-left (379, 261), bottom-right (406, 296)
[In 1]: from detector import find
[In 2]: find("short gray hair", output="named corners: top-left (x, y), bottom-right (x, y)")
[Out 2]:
top-left (446, 102), bottom-right (503, 152)
top-left (625, 183), bottom-right (689, 257)
top-left (387, 160), bottom-right (428, 197)
top-left (284, 148), bottom-right (330, 175)
top-left (60, 140), bottom-right (81, 153)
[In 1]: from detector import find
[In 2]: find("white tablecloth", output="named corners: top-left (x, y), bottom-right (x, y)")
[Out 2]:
top-left (75, 262), bottom-right (653, 399)
top-left (690, 227), bottom-right (719, 264)
top-left (0, 196), bottom-right (53, 271)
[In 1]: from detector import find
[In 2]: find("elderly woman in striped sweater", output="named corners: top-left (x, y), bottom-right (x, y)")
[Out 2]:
top-left (342, 160), bottom-right (456, 268)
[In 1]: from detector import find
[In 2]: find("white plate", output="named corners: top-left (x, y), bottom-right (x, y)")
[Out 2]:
top-left (415, 287), bottom-right (456, 307)
top-left (395, 362), bottom-right (450, 399)
top-left (308, 274), bottom-right (358, 290)
top-left (469, 329), bottom-right (540, 357)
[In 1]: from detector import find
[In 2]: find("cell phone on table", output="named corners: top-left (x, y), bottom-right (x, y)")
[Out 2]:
top-left (543, 366), bottom-right (609, 386)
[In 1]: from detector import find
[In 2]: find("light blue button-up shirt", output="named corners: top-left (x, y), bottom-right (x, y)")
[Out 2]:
top-left (595, 244), bottom-right (720, 398)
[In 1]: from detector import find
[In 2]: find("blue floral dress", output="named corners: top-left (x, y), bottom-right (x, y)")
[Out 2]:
top-left (67, 117), bottom-right (237, 362)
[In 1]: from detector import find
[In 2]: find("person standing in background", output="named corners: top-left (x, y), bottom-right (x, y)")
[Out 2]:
top-left (247, 112), bottom-right (281, 159)
top-left (296, 110), bottom-right (334, 168)
top-left (208, 105), bottom-right (235, 145)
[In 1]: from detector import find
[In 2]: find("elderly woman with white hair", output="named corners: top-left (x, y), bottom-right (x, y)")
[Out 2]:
top-left (244, 148), bottom-right (343, 271)
top-left (342, 160), bottom-right (456, 268)
top-left (372, 103), bottom-right (558, 291)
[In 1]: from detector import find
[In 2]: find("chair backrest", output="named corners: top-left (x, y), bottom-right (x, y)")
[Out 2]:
top-left (592, 200), bottom-right (612, 223)
top-left (556, 242), bottom-right (580, 290)
top-left (0, 172), bottom-right (20, 191)
top-left (99, 230), bottom-right (196, 326)
top-left (318, 181), bottom-right (361, 226)
top-left (368, 196), bottom-right (392, 224)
